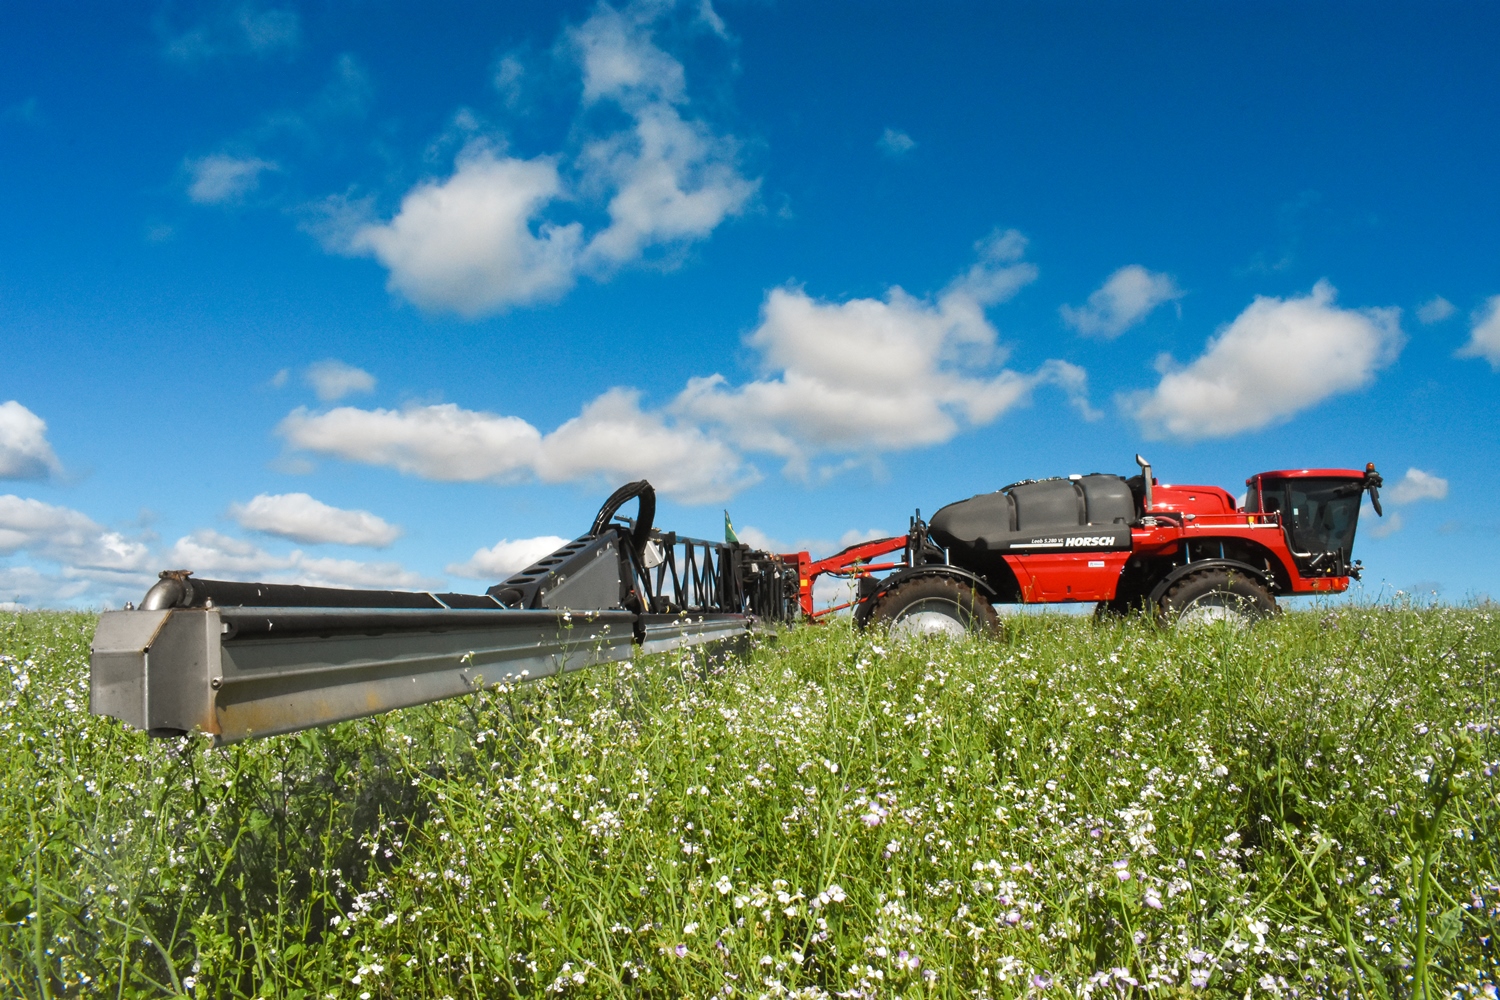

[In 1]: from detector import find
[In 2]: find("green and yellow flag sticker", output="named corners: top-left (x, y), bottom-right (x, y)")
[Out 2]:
top-left (724, 510), bottom-right (739, 545)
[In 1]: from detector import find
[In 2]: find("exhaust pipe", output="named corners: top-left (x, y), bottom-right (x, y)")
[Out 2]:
top-left (1135, 454), bottom-right (1153, 512)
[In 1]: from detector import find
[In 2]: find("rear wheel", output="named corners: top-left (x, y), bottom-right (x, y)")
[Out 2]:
top-left (868, 576), bottom-right (1000, 640)
top-left (1157, 568), bottom-right (1276, 628)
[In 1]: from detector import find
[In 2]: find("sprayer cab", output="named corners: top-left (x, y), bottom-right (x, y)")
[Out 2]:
top-left (1242, 467), bottom-right (1381, 578)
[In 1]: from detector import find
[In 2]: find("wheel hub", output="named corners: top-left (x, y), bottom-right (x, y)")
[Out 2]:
top-left (890, 603), bottom-right (970, 640)
top-left (1176, 596), bottom-right (1252, 629)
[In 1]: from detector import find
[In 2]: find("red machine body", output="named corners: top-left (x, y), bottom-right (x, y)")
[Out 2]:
top-left (782, 459), bottom-right (1381, 624)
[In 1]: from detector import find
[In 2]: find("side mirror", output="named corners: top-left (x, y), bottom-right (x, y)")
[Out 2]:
top-left (1364, 462), bottom-right (1383, 517)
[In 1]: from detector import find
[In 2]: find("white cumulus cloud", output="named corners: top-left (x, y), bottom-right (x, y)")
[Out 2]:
top-left (1386, 467), bottom-right (1448, 506)
top-left (447, 535), bottom-right (570, 580)
top-left (341, 3), bottom-right (754, 317)
top-left (0, 495), bottom-right (153, 577)
top-left (279, 403), bottom-right (543, 482)
top-left (1061, 265), bottom-right (1182, 338)
top-left (165, 530), bottom-right (436, 590)
top-left (734, 525), bottom-right (890, 558)
top-left (349, 149), bottom-right (584, 315)
top-left (675, 230), bottom-right (1089, 473)
top-left (281, 229), bottom-right (1091, 500)
top-left (1126, 280), bottom-right (1403, 440)
top-left (187, 154), bottom-right (277, 204)
top-left (0, 496), bottom-right (158, 606)
top-left (0, 494), bottom-right (431, 607)
top-left (877, 127), bottom-right (916, 156)
top-left (1416, 296), bottom-right (1455, 324)
top-left (573, 4), bottom-right (687, 103)
top-left (305, 359), bottom-right (377, 402)
top-left (578, 100), bottom-right (756, 268)
top-left (1369, 468), bottom-right (1450, 536)
top-left (1457, 295), bottom-right (1500, 369)
top-left (535, 388), bottom-right (757, 502)
top-left (732, 525), bottom-right (785, 553)
top-left (1370, 508), bottom-right (1404, 539)
top-left (0, 401), bottom-right (62, 480)
top-left (278, 389), bottom-right (756, 505)
top-left (229, 492), bottom-right (402, 547)
top-left (162, 3), bottom-right (301, 62)
top-left (0, 565), bottom-right (90, 608)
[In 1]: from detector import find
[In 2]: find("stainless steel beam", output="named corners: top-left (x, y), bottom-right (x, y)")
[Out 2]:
top-left (91, 607), bottom-right (637, 745)
top-left (637, 613), bottom-right (764, 655)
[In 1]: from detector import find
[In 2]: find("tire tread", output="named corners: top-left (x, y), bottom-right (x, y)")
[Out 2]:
top-left (1157, 566), bottom-right (1276, 627)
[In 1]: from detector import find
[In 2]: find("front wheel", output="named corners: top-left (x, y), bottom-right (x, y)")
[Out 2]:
top-left (867, 576), bottom-right (1000, 640)
top-left (1157, 568), bottom-right (1276, 628)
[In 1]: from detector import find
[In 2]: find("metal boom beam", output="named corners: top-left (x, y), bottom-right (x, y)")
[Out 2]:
top-left (89, 481), bottom-right (797, 745)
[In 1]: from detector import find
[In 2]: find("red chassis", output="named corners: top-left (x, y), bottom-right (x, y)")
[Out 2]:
top-left (778, 461), bottom-right (1382, 624)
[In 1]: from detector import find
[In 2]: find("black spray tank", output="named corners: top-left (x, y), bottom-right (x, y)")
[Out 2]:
top-left (928, 474), bottom-right (1138, 560)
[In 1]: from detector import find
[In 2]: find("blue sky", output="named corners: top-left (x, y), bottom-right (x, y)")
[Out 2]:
top-left (2, 1), bottom-right (1498, 608)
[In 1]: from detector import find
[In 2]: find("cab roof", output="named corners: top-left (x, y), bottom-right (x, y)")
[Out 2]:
top-left (1246, 468), bottom-right (1365, 484)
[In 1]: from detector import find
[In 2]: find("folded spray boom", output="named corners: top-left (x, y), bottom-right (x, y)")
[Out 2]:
top-left (90, 481), bottom-right (801, 745)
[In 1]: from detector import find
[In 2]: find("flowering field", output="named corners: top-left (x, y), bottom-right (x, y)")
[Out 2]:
top-left (0, 608), bottom-right (1495, 999)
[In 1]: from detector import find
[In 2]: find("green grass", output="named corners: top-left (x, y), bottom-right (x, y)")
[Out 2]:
top-left (0, 608), bottom-right (1495, 998)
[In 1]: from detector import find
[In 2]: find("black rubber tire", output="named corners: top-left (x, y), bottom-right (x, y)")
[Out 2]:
top-left (868, 576), bottom-right (1000, 638)
top-left (1156, 567), bottom-right (1276, 628)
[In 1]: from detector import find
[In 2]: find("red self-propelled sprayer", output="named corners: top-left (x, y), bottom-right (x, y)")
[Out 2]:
top-left (89, 456), bottom-right (1382, 743)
